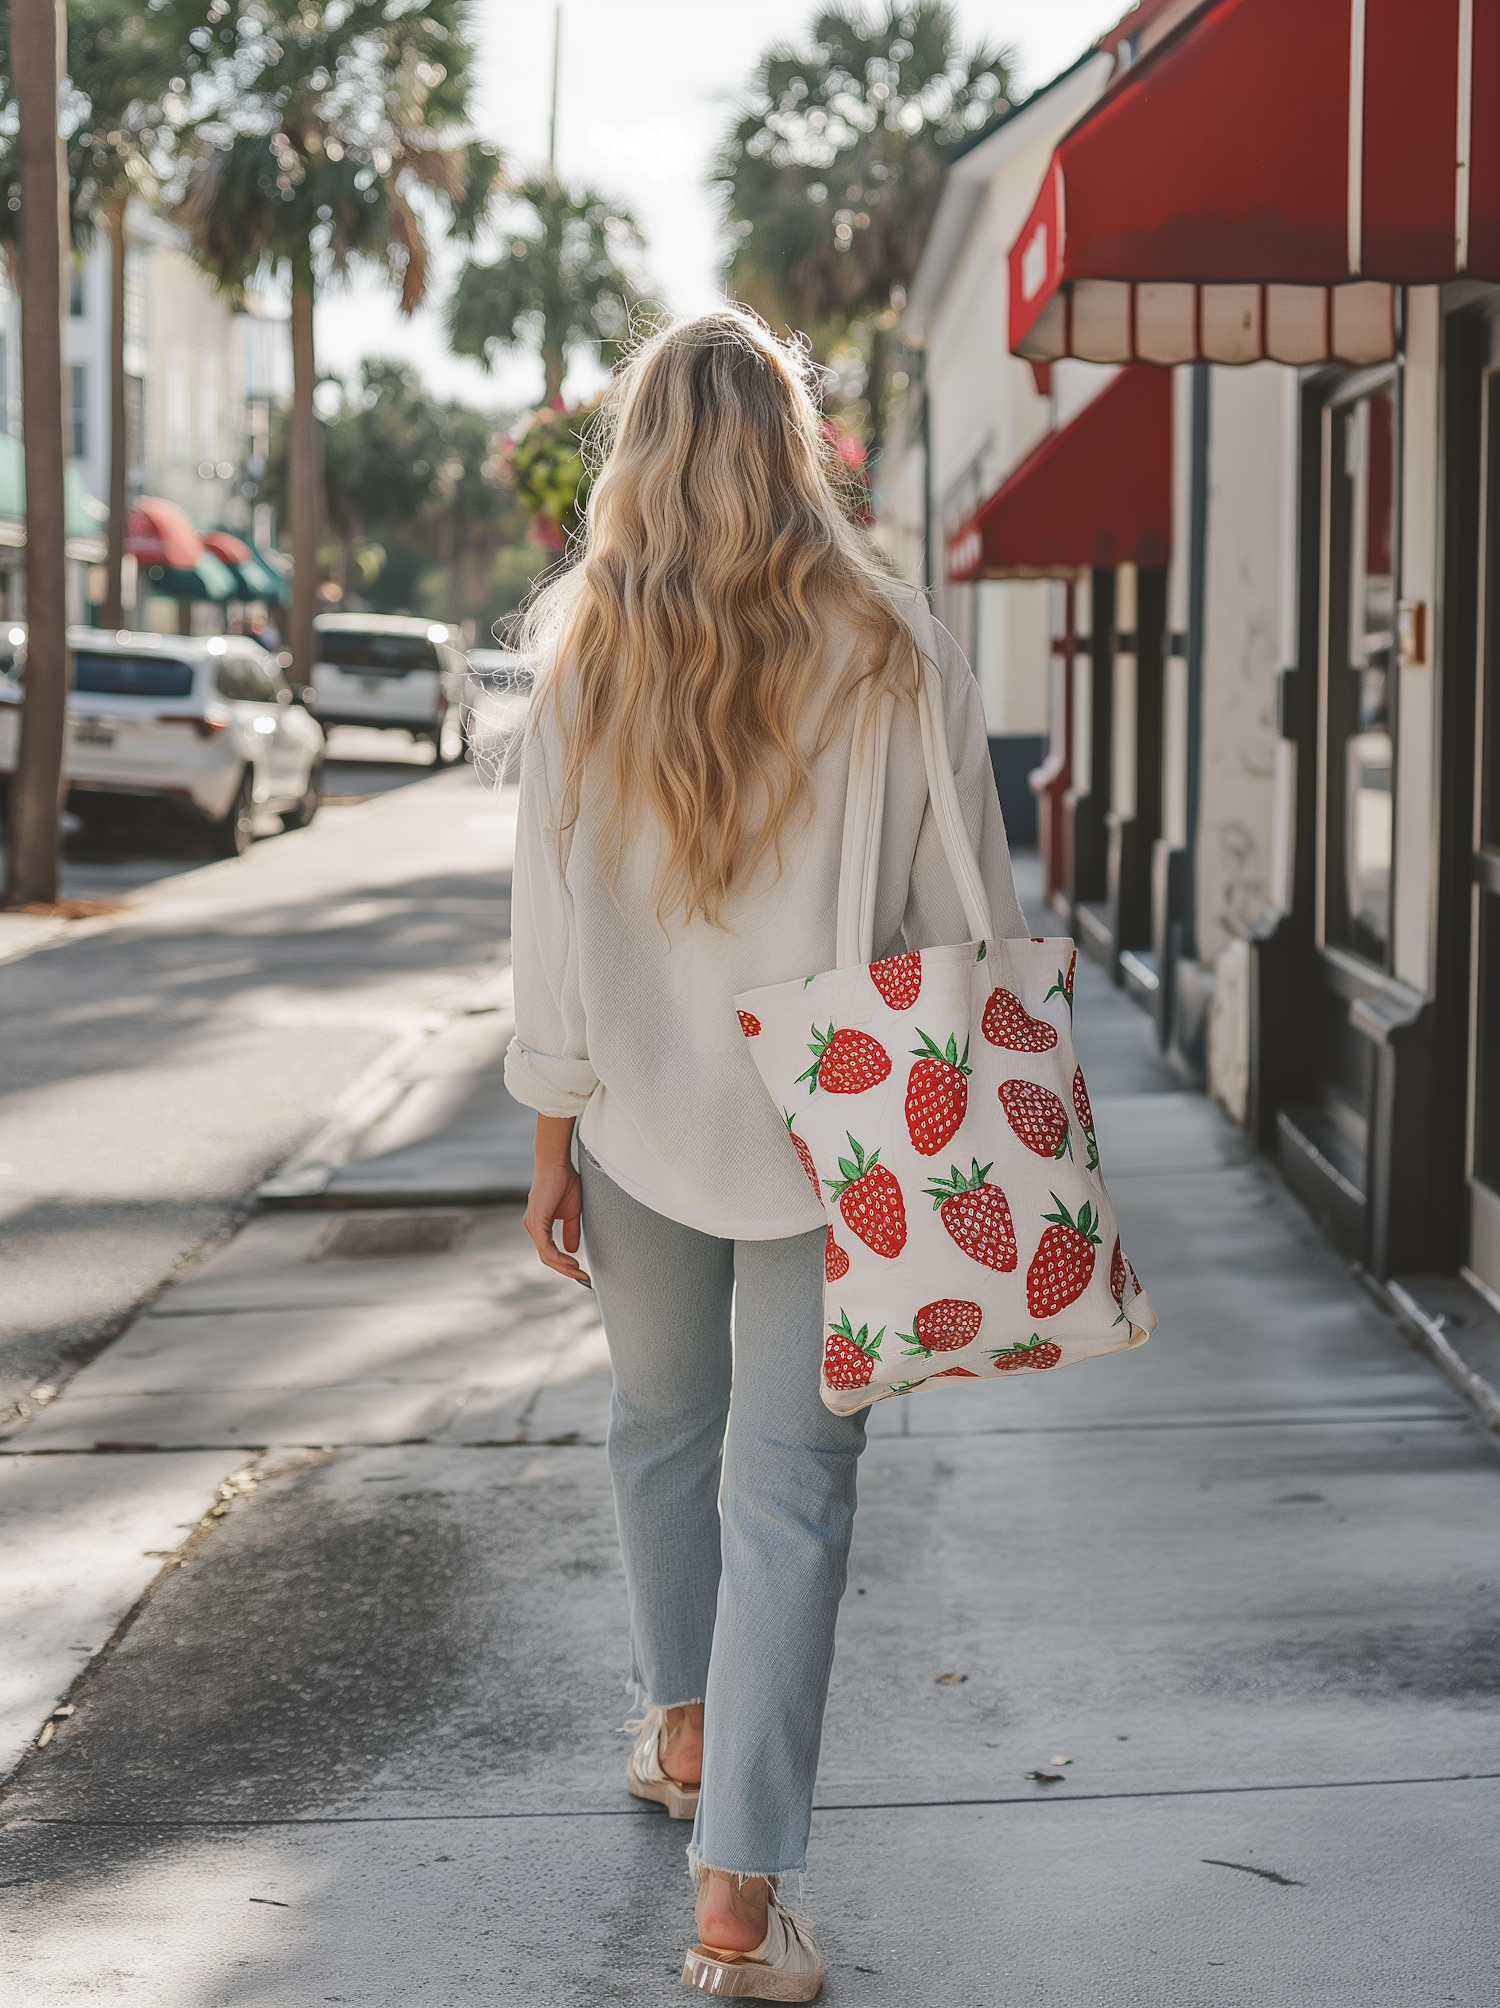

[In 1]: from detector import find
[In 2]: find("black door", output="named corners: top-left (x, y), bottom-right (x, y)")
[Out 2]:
top-left (1278, 369), bottom-right (1405, 1254)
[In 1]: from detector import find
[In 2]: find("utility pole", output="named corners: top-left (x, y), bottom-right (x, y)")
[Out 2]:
top-left (548, 5), bottom-right (561, 177)
top-left (4, 0), bottom-right (71, 909)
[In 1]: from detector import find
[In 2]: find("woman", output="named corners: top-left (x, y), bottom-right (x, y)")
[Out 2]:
top-left (506, 309), bottom-right (1025, 1999)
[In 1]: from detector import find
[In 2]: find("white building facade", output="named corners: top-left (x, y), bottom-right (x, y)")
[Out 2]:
top-left (0, 199), bottom-right (289, 630)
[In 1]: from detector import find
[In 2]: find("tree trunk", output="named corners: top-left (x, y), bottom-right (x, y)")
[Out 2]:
top-left (287, 253), bottom-right (319, 690)
top-left (542, 342), bottom-right (566, 405)
top-left (4, 0), bottom-right (70, 909)
top-left (102, 193), bottom-right (129, 632)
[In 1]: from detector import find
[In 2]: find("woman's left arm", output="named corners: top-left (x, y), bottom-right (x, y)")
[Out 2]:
top-left (503, 717), bottom-right (599, 1279)
top-left (524, 1114), bottom-right (589, 1283)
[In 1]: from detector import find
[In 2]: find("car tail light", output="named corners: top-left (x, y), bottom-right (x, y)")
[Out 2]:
top-left (156, 713), bottom-right (227, 739)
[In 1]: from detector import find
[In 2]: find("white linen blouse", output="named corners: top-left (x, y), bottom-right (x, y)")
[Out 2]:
top-left (504, 595), bottom-right (1029, 1239)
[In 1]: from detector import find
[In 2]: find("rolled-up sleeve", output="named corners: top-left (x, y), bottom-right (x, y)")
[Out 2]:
top-left (903, 619), bottom-right (1029, 946)
top-left (503, 713), bottom-right (600, 1118)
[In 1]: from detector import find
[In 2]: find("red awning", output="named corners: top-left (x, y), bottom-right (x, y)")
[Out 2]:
top-left (126, 497), bottom-right (205, 570)
top-left (203, 530), bottom-right (252, 566)
top-left (947, 367), bottom-right (1171, 583)
top-left (1009, 0), bottom-right (1498, 367)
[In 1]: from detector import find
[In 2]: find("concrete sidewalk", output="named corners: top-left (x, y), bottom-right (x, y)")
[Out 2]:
top-left (2, 861), bottom-right (1497, 2005)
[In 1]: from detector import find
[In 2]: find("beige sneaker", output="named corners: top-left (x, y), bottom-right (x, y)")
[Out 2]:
top-left (682, 1887), bottom-right (825, 2000)
top-left (625, 1707), bottom-right (700, 1821)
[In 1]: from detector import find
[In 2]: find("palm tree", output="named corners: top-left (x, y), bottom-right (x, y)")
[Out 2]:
top-left (447, 175), bottom-right (650, 404)
top-left (2, 0), bottom-right (71, 908)
top-left (175, 0), bottom-right (498, 686)
top-left (713, 2), bottom-right (1013, 459)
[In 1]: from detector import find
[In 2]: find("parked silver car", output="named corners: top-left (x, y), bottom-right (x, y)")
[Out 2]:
top-left (0, 626), bottom-right (325, 856)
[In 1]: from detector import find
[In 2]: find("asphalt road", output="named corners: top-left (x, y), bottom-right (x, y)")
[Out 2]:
top-left (0, 743), bottom-right (514, 1429)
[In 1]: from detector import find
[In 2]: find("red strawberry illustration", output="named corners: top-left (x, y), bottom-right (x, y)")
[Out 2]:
top-left (925, 1160), bottom-right (1017, 1271)
top-left (825, 1227), bottom-right (850, 1281)
top-left (797, 1024), bottom-right (892, 1095)
top-left (905, 1032), bottom-right (971, 1155)
top-left (991, 1335), bottom-right (1063, 1372)
top-left (1072, 1065), bottom-right (1099, 1172)
top-left (901, 1298), bottom-right (983, 1356)
top-left (999, 1079), bottom-right (1073, 1160)
top-left (826, 1135), bottom-right (907, 1258)
top-left (1027, 1195), bottom-right (1102, 1318)
top-left (1109, 1236), bottom-right (1142, 1321)
top-left (783, 1111), bottom-right (822, 1199)
top-left (1045, 950), bottom-right (1077, 1017)
top-left (870, 951), bottom-right (921, 1010)
top-left (934, 1366), bottom-right (979, 1378)
top-left (824, 1310), bottom-right (882, 1390)
top-left (738, 1009), bottom-right (761, 1037)
top-left (1071, 1065), bottom-right (1093, 1134)
top-left (982, 988), bottom-right (1058, 1052)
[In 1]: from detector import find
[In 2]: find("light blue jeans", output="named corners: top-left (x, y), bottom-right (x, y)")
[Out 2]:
top-left (578, 1149), bottom-right (869, 1877)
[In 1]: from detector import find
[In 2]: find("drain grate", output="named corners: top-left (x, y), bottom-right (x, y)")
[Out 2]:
top-left (306, 1213), bottom-right (474, 1261)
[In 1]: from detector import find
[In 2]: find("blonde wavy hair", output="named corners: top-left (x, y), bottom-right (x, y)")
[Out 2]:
top-left (520, 308), bottom-right (912, 925)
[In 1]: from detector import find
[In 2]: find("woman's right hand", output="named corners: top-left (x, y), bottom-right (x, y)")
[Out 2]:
top-left (524, 1115), bottom-right (590, 1284)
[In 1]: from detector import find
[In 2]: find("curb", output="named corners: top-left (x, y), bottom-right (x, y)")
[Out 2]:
top-left (1371, 1276), bottom-right (1500, 1438)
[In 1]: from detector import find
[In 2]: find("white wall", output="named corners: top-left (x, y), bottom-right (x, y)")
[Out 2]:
top-left (925, 150), bottom-right (1055, 729)
top-left (1195, 363), bottom-right (1291, 963)
top-left (901, 60), bottom-right (1113, 737)
top-left (973, 577), bottom-right (1050, 731)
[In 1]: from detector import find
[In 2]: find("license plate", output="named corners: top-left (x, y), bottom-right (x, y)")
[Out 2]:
top-left (73, 726), bottom-right (115, 748)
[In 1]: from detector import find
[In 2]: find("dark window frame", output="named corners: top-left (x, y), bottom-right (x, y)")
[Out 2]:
top-left (1317, 363), bottom-right (1402, 974)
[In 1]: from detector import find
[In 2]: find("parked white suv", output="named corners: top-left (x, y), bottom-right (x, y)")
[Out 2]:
top-left (310, 613), bottom-right (469, 763)
top-left (0, 627), bottom-right (325, 857)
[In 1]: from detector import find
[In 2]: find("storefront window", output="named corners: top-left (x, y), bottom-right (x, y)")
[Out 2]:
top-left (1326, 384), bottom-right (1396, 964)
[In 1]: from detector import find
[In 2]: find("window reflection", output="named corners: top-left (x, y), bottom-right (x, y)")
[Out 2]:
top-left (1339, 389), bottom-right (1395, 962)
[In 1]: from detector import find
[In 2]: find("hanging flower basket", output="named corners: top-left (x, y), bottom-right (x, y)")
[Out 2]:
top-left (500, 400), bottom-right (601, 550)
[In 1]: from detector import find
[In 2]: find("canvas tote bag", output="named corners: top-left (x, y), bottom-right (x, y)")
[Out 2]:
top-left (735, 599), bottom-right (1156, 1414)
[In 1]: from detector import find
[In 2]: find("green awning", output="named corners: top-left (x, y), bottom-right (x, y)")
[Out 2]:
top-left (242, 542), bottom-right (290, 604)
top-left (0, 434), bottom-right (110, 542)
top-left (210, 529), bottom-right (291, 604)
top-left (146, 550), bottom-right (240, 603)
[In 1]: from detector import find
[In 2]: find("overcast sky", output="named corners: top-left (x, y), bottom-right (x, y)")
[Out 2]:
top-left (314, 0), bottom-right (1133, 411)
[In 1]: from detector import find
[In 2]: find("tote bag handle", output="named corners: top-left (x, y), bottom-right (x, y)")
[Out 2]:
top-left (835, 596), bottom-right (995, 968)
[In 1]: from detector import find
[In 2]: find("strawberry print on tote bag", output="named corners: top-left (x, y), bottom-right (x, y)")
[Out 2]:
top-left (736, 597), bottom-right (1155, 1415)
